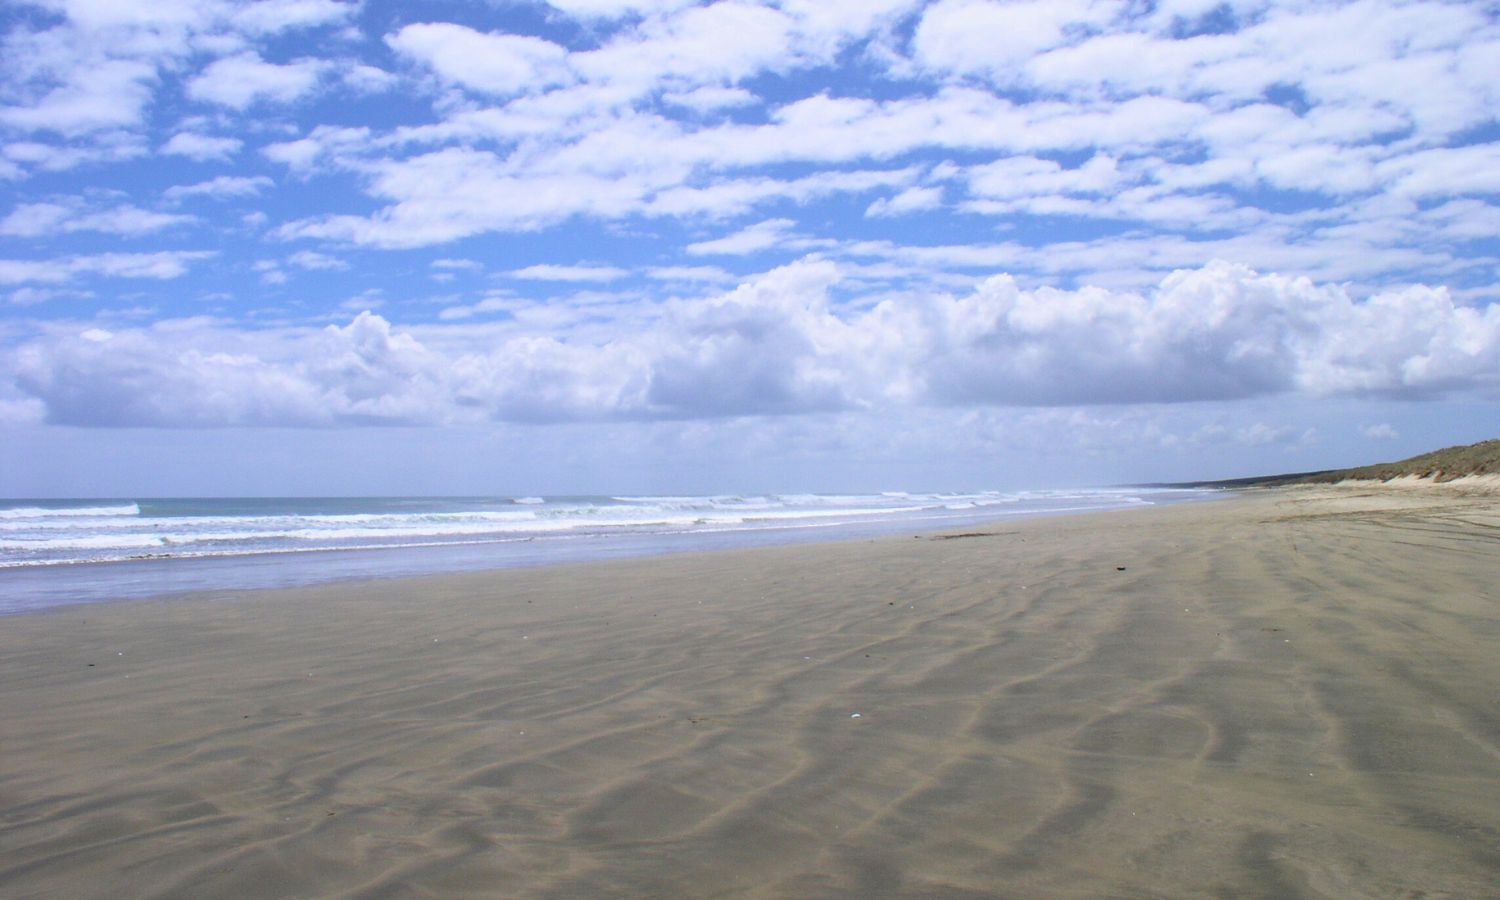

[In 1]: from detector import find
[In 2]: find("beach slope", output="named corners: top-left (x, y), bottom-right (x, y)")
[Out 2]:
top-left (3, 483), bottom-right (1500, 897)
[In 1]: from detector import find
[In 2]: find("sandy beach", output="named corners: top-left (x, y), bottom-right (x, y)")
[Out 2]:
top-left (3, 483), bottom-right (1499, 898)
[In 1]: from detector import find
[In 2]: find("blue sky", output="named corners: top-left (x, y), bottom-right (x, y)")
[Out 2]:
top-left (2, 0), bottom-right (1498, 496)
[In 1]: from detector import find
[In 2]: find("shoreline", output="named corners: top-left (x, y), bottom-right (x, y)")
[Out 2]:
top-left (3, 483), bottom-right (1499, 896)
top-left (3, 496), bottom-right (1216, 621)
top-left (0, 488), bottom-right (1214, 617)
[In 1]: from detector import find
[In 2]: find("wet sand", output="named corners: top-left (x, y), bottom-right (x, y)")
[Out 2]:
top-left (3, 483), bottom-right (1499, 898)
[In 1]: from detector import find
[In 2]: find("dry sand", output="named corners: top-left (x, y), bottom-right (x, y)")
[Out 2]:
top-left (3, 484), bottom-right (1500, 898)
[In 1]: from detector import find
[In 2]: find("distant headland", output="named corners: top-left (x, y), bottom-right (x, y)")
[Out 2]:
top-left (1154, 438), bottom-right (1500, 488)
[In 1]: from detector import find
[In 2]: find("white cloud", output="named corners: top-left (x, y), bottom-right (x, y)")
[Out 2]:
top-left (255, 259), bottom-right (289, 284)
top-left (6, 262), bottom-right (1497, 428)
top-left (0, 56), bottom-right (157, 136)
top-left (186, 52), bottom-right (327, 109)
top-left (0, 250), bottom-right (213, 284)
top-left (0, 391), bottom-right (46, 425)
top-left (276, 146), bottom-right (652, 246)
top-left (19, 0), bottom-right (215, 32)
top-left (508, 264), bottom-right (629, 282)
top-left (0, 136), bottom-right (147, 173)
top-left (70, 205), bottom-right (194, 235)
top-left (967, 154), bottom-right (1123, 201)
top-left (161, 132), bottom-right (242, 161)
top-left (216, 1), bottom-right (1494, 281)
top-left (387, 23), bottom-right (573, 96)
top-left (573, 2), bottom-right (798, 95)
top-left (230, 0), bottom-right (358, 35)
top-left (6, 286), bottom-right (63, 306)
top-left (301, 136), bottom-right (910, 250)
top-left (0, 200), bottom-right (193, 237)
top-left (2, 0), bottom-right (1499, 434)
top-left (0, 0), bottom-right (357, 147)
top-left (664, 86), bottom-right (759, 113)
top-left (341, 63), bottom-right (399, 93)
top-left (0, 203), bottom-right (71, 238)
top-left (1362, 423), bottom-right (1399, 439)
top-left (1252, 143), bottom-right (1378, 196)
top-left (1026, 31), bottom-right (1213, 97)
top-left (1234, 422), bottom-right (1303, 447)
top-left (645, 168), bottom-right (918, 220)
top-left (686, 218), bottom-right (799, 256)
top-left (646, 264), bottom-right (735, 283)
top-left (912, 0), bottom-right (1099, 77)
top-left (866, 185), bottom-right (943, 217)
top-left (252, 249), bottom-right (348, 282)
top-left (1379, 144), bottom-right (1500, 199)
top-left (778, 0), bottom-right (923, 51)
top-left (545, 0), bottom-right (696, 19)
top-left (163, 175), bottom-right (274, 202)
top-left (13, 323), bottom-right (329, 427)
top-left (438, 295), bottom-right (514, 321)
top-left (287, 249), bottom-right (347, 270)
top-left (261, 125), bottom-right (370, 174)
top-left (642, 259), bottom-right (861, 415)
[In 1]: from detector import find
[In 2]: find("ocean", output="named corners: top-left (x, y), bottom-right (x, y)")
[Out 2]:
top-left (0, 489), bottom-right (1216, 614)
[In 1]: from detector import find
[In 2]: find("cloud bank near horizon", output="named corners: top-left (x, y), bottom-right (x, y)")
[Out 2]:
top-left (5, 260), bottom-right (1494, 428)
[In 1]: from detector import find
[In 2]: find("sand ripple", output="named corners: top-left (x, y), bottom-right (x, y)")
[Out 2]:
top-left (3, 485), bottom-right (1500, 897)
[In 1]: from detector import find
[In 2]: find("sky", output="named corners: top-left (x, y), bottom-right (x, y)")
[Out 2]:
top-left (1, 0), bottom-right (1498, 497)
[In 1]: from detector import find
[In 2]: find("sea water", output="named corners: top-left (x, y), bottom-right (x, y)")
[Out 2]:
top-left (0, 489), bottom-right (1215, 614)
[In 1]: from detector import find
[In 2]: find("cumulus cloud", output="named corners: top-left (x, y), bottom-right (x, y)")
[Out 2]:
top-left (0, 57), bottom-right (157, 136)
top-left (387, 23), bottom-right (573, 96)
top-left (642, 259), bottom-right (862, 415)
top-left (161, 132), bottom-right (243, 161)
top-left (261, 125), bottom-right (370, 174)
top-left (4, 262), bottom-right (1497, 428)
top-left (186, 52), bottom-right (327, 109)
top-left (277, 145), bottom-right (906, 247)
top-left (912, 0), bottom-right (1099, 76)
top-left (3, 0), bottom-right (1499, 418)
top-left (573, 3), bottom-right (798, 95)
top-left (199, 0), bottom-right (1495, 296)
top-left (0, 0), bottom-right (351, 153)
top-left (275, 146), bottom-right (651, 246)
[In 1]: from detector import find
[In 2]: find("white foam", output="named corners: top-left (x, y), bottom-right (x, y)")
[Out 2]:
top-left (1, 534), bottom-right (165, 551)
top-left (0, 503), bottom-right (141, 519)
top-left (0, 489), bottom-right (1204, 573)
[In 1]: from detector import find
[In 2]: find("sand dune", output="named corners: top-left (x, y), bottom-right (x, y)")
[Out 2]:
top-left (3, 483), bottom-right (1500, 897)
